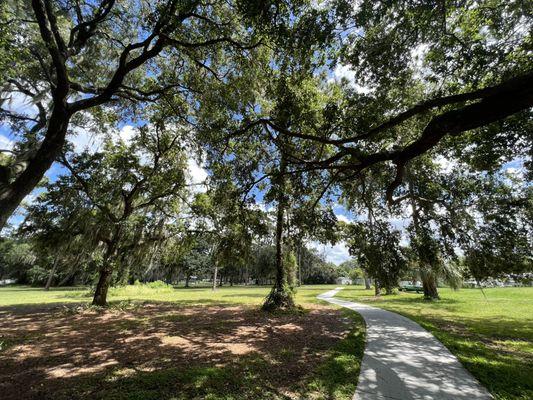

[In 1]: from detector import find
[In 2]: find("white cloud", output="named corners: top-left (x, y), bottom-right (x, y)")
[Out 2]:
top-left (0, 133), bottom-right (14, 151)
top-left (504, 166), bottom-right (525, 180)
top-left (2, 92), bottom-right (39, 116)
top-left (329, 64), bottom-right (371, 94)
top-left (69, 124), bottom-right (137, 153)
top-left (70, 125), bottom-right (103, 153)
top-left (308, 240), bottom-right (351, 265)
top-left (336, 214), bottom-right (352, 224)
top-left (433, 155), bottom-right (457, 174)
top-left (187, 157), bottom-right (208, 193)
top-left (119, 125), bottom-right (135, 144)
top-left (253, 202), bottom-right (275, 214)
top-left (410, 43), bottom-right (430, 78)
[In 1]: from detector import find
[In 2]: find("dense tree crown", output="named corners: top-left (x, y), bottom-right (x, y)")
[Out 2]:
top-left (1, 0), bottom-right (531, 308)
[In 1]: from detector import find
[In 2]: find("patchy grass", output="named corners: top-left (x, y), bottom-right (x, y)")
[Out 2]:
top-left (0, 285), bottom-right (364, 400)
top-left (336, 286), bottom-right (533, 400)
top-left (303, 309), bottom-right (365, 400)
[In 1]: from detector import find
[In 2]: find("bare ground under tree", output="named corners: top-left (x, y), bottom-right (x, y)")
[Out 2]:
top-left (0, 302), bottom-right (357, 400)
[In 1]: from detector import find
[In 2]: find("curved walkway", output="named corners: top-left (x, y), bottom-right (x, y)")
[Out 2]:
top-left (318, 288), bottom-right (492, 400)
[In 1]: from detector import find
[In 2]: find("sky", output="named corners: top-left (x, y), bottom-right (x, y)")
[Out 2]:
top-left (1, 64), bottom-right (528, 265)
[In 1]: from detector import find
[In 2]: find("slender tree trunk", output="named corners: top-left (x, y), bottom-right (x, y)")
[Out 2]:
top-left (57, 250), bottom-right (83, 287)
top-left (185, 273), bottom-right (190, 288)
top-left (92, 226), bottom-right (121, 306)
top-left (364, 275), bottom-right (371, 290)
top-left (44, 255), bottom-right (60, 291)
top-left (367, 203), bottom-right (380, 297)
top-left (274, 198), bottom-right (285, 289)
top-left (297, 243), bottom-right (302, 286)
top-left (93, 268), bottom-right (112, 306)
top-left (212, 262), bottom-right (218, 291)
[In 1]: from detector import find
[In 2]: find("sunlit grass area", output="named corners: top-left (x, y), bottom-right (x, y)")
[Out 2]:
top-left (336, 286), bottom-right (533, 400)
top-left (0, 283), bottom-right (340, 307)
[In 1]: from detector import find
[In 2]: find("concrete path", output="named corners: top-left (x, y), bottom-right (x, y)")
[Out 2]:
top-left (318, 288), bottom-right (492, 400)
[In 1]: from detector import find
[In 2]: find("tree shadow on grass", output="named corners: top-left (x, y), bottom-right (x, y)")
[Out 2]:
top-left (220, 293), bottom-right (265, 298)
top-left (431, 327), bottom-right (533, 400)
top-left (0, 302), bottom-right (362, 400)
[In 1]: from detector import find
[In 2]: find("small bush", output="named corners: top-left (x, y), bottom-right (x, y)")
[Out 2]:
top-left (146, 280), bottom-right (172, 289)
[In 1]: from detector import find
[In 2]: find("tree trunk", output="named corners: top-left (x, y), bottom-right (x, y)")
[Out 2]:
top-left (262, 149), bottom-right (295, 311)
top-left (0, 102), bottom-right (70, 231)
top-left (374, 279), bottom-right (381, 296)
top-left (44, 255), bottom-right (60, 291)
top-left (92, 226), bottom-right (121, 306)
top-left (212, 262), bottom-right (218, 291)
top-left (408, 174), bottom-right (440, 300)
top-left (364, 277), bottom-right (371, 290)
top-left (92, 267), bottom-right (112, 306)
top-left (421, 271), bottom-right (440, 300)
top-left (297, 243), bottom-right (302, 286)
top-left (185, 273), bottom-right (190, 288)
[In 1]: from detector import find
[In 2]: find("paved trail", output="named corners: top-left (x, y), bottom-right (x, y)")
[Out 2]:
top-left (318, 288), bottom-right (492, 400)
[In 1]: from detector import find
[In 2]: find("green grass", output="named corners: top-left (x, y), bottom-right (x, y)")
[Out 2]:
top-left (336, 286), bottom-right (533, 400)
top-left (0, 284), bottom-right (340, 307)
top-left (303, 309), bottom-right (365, 400)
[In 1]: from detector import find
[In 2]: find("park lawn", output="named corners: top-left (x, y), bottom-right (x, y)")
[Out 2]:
top-left (0, 284), bottom-right (365, 400)
top-left (336, 286), bottom-right (533, 400)
top-left (0, 284), bottom-right (338, 307)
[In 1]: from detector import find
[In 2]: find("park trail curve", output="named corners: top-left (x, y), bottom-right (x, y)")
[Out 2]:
top-left (318, 287), bottom-right (493, 400)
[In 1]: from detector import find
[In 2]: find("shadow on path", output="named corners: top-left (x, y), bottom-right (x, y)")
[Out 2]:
top-left (318, 288), bottom-right (493, 400)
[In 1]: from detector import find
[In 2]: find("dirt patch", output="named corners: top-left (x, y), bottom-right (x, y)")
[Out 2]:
top-left (0, 302), bottom-right (351, 400)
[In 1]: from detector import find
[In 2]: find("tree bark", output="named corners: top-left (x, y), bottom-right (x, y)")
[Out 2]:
top-left (367, 203), bottom-right (380, 297)
top-left (408, 174), bottom-right (440, 300)
top-left (44, 255), bottom-right (60, 291)
top-left (262, 149), bottom-right (295, 311)
top-left (364, 276), bottom-right (371, 290)
top-left (92, 225), bottom-right (121, 306)
top-left (92, 267), bottom-right (112, 306)
top-left (374, 279), bottom-right (381, 296)
top-left (212, 262), bottom-right (218, 291)
top-left (421, 271), bottom-right (440, 300)
top-left (0, 106), bottom-right (70, 230)
top-left (297, 243), bottom-right (302, 286)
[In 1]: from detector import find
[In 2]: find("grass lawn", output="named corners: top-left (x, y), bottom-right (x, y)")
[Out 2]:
top-left (336, 286), bottom-right (533, 400)
top-left (0, 284), bottom-right (365, 400)
top-left (0, 284), bottom-right (339, 307)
